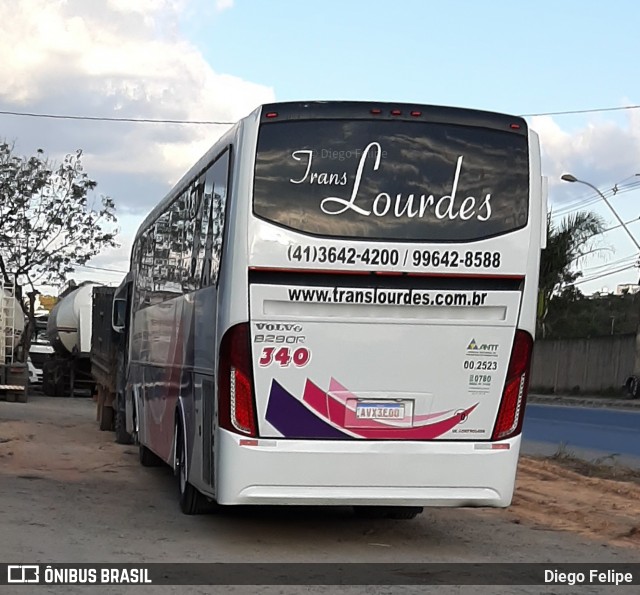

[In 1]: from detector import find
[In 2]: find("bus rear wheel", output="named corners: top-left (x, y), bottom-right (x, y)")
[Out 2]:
top-left (174, 422), bottom-right (205, 515)
top-left (139, 443), bottom-right (163, 467)
top-left (353, 506), bottom-right (423, 520)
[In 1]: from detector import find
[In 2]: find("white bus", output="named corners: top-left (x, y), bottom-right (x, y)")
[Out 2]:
top-left (122, 101), bottom-right (546, 518)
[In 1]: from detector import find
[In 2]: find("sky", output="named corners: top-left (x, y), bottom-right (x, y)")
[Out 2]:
top-left (1, 0), bottom-right (640, 296)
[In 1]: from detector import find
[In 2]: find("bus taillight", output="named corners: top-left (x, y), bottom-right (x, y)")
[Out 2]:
top-left (218, 323), bottom-right (258, 437)
top-left (492, 330), bottom-right (533, 441)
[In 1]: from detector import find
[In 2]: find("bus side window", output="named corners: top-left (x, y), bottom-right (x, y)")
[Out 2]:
top-left (177, 183), bottom-right (200, 293)
top-left (201, 210), bottom-right (214, 288)
top-left (135, 229), bottom-right (155, 309)
top-left (199, 148), bottom-right (230, 288)
top-left (152, 209), bottom-right (176, 295)
top-left (190, 176), bottom-right (206, 285)
top-left (195, 171), bottom-right (214, 286)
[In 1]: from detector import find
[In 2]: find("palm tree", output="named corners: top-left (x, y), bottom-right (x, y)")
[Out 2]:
top-left (538, 211), bottom-right (606, 338)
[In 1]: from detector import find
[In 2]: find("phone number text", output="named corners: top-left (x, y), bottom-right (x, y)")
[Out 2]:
top-left (287, 245), bottom-right (502, 269)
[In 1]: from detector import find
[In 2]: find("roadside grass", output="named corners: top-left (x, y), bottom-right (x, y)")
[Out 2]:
top-left (531, 442), bottom-right (640, 486)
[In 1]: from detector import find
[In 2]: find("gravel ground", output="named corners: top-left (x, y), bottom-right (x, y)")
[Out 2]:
top-left (0, 395), bottom-right (638, 595)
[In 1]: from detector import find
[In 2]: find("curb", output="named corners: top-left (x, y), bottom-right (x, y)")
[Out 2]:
top-left (528, 393), bottom-right (640, 410)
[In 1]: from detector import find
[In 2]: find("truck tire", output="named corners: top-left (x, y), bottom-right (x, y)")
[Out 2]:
top-left (54, 374), bottom-right (66, 397)
top-left (99, 405), bottom-right (114, 431)
top-left (50, 364), bottom-right (69, 397)
top-left (42, 362), bottom-right (53, 396)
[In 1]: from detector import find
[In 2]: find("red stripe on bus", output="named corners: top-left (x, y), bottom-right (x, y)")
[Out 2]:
top-left (249, 266), bottom-right (371, 276)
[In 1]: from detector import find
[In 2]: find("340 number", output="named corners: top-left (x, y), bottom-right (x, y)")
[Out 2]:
top-left (259, 346), bottom-right (311, 368)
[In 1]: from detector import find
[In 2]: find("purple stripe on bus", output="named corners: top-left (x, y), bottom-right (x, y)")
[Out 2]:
top-left (265, 380), bottom-right (351, 440)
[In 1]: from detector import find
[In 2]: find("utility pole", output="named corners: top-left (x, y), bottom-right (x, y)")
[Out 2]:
top-left (562, 174), bottom-right (640, 397)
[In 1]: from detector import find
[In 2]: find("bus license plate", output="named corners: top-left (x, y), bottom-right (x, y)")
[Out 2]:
top-left (355, 401), bottom-right (405, 420)
top-left (340, 396), bottom-right (415, 429)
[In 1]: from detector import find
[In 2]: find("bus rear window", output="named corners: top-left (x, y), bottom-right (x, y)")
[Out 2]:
top-left (253, 119), bottom-right (529, 242)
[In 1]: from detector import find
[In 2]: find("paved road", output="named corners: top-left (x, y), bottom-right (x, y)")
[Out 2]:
top-left (522, 403), bottom-right (640, 467)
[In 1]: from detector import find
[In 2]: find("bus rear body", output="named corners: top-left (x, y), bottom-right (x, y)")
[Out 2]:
top-left (128, 101), bottom-right (545, 512)
top-left (217, 102), bottom-right (544, 508)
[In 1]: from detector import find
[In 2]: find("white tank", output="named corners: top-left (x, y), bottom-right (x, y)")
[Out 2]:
top-left (1, 288), bottom-right (25, 356)
top-left (47, 282), bottom-right (101, 357)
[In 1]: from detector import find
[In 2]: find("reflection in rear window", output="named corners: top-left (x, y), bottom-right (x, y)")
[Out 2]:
top-left (253, 120), bottom-right (529, 242)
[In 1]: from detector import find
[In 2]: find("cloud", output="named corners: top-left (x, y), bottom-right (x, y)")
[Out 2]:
top-left (215, 0), bottom-right (234, 12)
top-left (531, 110), bottom-right (640, 206)
top-left (0, 0), bottom-right (273, 213)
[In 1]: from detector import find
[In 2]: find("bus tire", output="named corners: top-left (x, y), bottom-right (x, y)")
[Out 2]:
top-left (139, 443), bottom-right (163, 467)
top-left (174, 422), bottom-right (204, 515)
top-left (385, 506), bottom-right (423, 520)
top-left (353, 506), bottom-right (423, 520)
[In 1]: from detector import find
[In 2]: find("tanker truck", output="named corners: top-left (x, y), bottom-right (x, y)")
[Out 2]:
top-left (42, 280), bottom-right (101, 397)
top-left (0, 279), bottom-right (28, 402)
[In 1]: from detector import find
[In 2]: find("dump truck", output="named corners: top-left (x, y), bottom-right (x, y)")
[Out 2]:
top-left (91, 285), bottom-right (119, 431)
top-left (90, 277), bottom-right (133, 443)
top-left (42, 281), bottom-right (101, 397)
top-left (0, 278), bottom-right (28, 402)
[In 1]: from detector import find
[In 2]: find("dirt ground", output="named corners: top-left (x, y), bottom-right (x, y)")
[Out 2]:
top-left (1, 394), bottom-right (639, 555)
top-left (504, 457), bottom-right (640, 549)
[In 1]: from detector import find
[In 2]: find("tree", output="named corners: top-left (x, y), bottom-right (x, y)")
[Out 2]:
top-left (0, 142), bottom-right (118, 360)
top-left (538, 211), bottom-right (605, 338)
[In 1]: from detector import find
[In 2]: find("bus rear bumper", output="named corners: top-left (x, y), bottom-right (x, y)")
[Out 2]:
top-left (215, 430), bottom-right (521, 508)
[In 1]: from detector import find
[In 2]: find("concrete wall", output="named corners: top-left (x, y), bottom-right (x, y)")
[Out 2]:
top-left (530, 334), bottom-right (636, 393)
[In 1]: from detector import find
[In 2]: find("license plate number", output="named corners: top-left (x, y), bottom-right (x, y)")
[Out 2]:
top-left (355, 402), bottom-right (405, 420)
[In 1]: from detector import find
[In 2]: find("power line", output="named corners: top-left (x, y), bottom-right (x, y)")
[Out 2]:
top-left (581, 253), bottom-right (638, 273)
top-left (0, 110), bottom-right (234, 125)
top-left (520, 104), bottom-right (640, 117)
top-left (1, 102), bottom-right (640, 125)
top-left (77, 263), bottom-right (128, 274)
top-left (571, 263), bottom-right (638, 287)
top-left (551, 179), bottom-right (640, 219)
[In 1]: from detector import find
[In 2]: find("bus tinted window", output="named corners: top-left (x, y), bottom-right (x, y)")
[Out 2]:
top-left (254, 120), bottom-right (529, 242)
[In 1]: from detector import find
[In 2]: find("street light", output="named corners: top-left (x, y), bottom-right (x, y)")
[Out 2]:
top-left (560, 173), bottom-right (640, 252)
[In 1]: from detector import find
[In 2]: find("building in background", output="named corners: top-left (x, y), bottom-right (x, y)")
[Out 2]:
top-left (616, 284), bottom-right (640, 295)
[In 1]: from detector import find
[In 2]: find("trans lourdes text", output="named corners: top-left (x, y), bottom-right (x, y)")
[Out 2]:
top-left (288, 142), bottom-right (492, 222)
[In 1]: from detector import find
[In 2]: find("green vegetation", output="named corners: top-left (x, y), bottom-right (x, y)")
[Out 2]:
top-left (0, 142), bottom-right (118, 360)
top-left (538, 211), bottom-right (606, 338)
top-left (543, 288), bottom-right (640, 339)
top-left (535, 207), bottom-right (640, 340)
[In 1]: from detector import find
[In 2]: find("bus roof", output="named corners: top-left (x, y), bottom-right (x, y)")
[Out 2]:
top-left (257, 100), bottom-right (527, 133)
